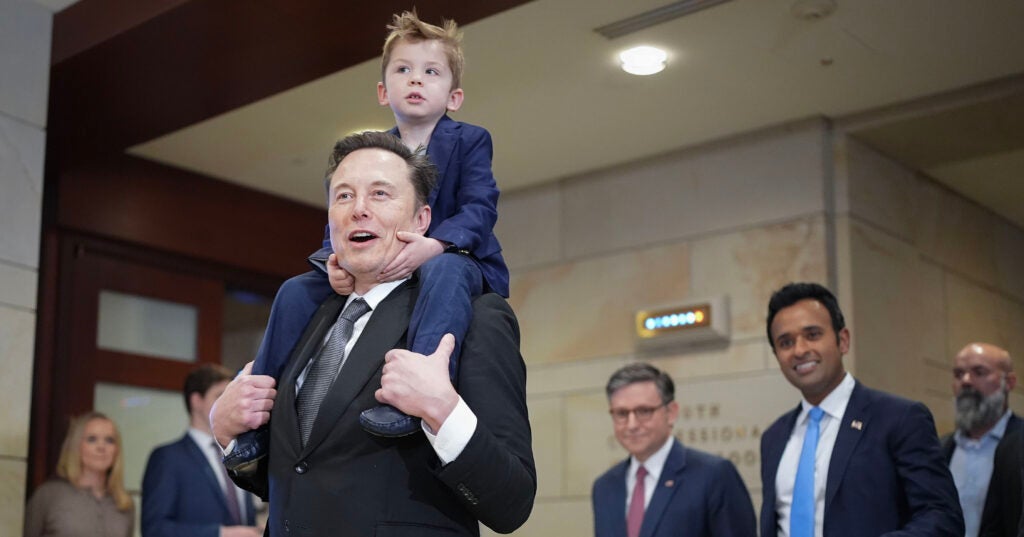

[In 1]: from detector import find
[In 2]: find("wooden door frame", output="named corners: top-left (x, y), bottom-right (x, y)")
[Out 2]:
top-left (28, 232), bottom-right (283, 491)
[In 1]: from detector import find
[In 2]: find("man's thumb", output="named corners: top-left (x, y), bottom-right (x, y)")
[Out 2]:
top-left (432, 334), bottom-right (456, 359)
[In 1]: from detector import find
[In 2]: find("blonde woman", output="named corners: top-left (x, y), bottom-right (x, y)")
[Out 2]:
top-left (24, 412), bottom-right (134, 537)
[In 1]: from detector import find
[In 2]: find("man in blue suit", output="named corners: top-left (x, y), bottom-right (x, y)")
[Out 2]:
top-left (142, 365), bottom-right (258, 537)
top-left (592, 363), bottom-right (756, 537)
top-left (760, 282), bottom-right (963, 537)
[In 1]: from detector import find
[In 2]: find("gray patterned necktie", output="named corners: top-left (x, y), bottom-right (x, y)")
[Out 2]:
top-left (297, 298), bottom-right (371, 446)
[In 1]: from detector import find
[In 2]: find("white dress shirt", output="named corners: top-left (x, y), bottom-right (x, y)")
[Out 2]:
top-left (775, 372), bottom-right (856, 537)
top-left (625, 435), bottom-right (675, 512)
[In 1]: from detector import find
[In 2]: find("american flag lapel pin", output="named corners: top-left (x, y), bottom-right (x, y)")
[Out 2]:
top-left (664, 480), bottom-right (674, 488)
top-left (851, 420), bottom-right (863, 430)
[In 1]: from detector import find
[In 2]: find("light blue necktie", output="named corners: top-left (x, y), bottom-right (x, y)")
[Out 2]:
top-left (791, 406), bottom-right (824, 537)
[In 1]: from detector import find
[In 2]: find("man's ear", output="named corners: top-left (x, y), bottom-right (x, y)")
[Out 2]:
top-left (446, 88), bottom-right (464, 112)
top-left (377, 82), bottom-right (390, 106)
top-left (188, 392), bottom-right (202, 417)
top-left (414, 204), bottom-right (431, 234)
top-left (838, 327), bottom-right (851, 354)
top-left (666, 400), bottom-right (680, 424)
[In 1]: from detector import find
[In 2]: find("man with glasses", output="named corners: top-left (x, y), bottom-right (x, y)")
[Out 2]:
top-left (942, 342), bottom-right (1021, 537)
top-left (592, 363), bottom-right (755, 537)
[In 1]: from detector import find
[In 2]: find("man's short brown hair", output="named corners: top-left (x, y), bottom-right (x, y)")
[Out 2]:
top-left (183, 364), bottom-right (233, 415)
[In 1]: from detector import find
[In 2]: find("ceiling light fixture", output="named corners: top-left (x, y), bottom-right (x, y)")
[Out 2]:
top-left (620, 46), bottom-right (668, 75)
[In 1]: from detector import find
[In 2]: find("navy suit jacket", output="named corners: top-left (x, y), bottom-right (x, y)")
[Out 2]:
top-left (760, 381), bottom-right (963, 537)
top-left (142, 434), bottom-right (256, 537)
top-left (402, 115), bottom-right (509, 297)
top-left (592, 439), bottom-right (756, 537)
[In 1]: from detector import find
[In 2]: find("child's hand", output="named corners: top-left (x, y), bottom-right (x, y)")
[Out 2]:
top-left (327, 253), bottom-right (355, 295)
top-left (378, 233), bottom-right (444, 282)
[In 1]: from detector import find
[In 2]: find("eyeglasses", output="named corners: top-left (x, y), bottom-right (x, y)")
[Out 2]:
top-left (609, 403), bottom-right (668, 423)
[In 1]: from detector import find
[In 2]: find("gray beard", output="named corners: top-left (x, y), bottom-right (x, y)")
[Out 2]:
top-left (955, 387), bottom-right (1006, 434)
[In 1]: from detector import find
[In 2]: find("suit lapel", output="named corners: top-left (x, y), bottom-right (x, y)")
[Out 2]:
top-left (278, 294), bottom-right (347, 454)
top-left (607, 460), bottom-right (629, 537)
top-left (765, 405), bottom-right (801, 490)
top-left (182, 435), bottom-right (230, 517)
top-left (640, 440), bottom-right (686, 537)
top-left (825, 382), bottom-right (869, 508)
top-left (301, 280), bottom-right (416, 454)
top-left (426, 116), bottom-right (456, 207)
top-left (981, 413), bottom-right (1022, 533)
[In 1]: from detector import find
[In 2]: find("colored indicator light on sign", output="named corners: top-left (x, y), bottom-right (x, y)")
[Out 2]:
top-left (636, 298), bottom-right (726, 346)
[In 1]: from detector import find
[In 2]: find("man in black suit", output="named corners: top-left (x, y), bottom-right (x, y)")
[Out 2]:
top-left (943, 342), bottom-right (1021, 537)
top-left (210, 131), bottom-right (535, 536)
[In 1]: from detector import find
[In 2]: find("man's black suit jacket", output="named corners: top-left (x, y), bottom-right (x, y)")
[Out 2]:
top-left (232, 275), bottom-right (536, 536)
top-left (943, 413), bottom-right (1023, 537)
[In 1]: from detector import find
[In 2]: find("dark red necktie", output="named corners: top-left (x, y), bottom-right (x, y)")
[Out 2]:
top-left (627, 465), bottom-right (647, 537)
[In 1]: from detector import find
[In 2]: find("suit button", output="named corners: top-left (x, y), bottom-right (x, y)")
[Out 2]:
top-left (294, 462), bottom-right (308, 474)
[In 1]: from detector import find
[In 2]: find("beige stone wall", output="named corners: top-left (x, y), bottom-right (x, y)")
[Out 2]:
top-left (488, 122), bottom-right (1024, 536)
top-left (0, 0), bottom-right (52, 534)
top-left (489, 120), bottom-right (833, 536)
top-left (837, 137), bottom-right (1024, 436)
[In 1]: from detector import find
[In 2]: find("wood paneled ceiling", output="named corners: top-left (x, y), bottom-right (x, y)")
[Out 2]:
top-left (49, 0), bottom-right (1024, 228)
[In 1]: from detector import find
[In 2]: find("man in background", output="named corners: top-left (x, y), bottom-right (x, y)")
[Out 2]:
top-left (142, 364), bottom-right (258, 537)
top-left (592, 362), bottom-right (755, 537)
top-left (943, 342), bottom-right (1021, 537)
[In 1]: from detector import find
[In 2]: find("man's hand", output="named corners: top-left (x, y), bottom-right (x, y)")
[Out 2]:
top-left (377, 232), bottom-right (444, 282)
top-left (220, 526), bottom-right (262, 537)
top-left (327, 253), bottom-right (354, 295)
top-left (210, 362), bottom-right (277, 449)
top-left (375, 334), bottom-right (458, 432)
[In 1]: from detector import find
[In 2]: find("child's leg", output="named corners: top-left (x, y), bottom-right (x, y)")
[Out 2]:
top-left (407, 253), bottom-right (483, 381)
top-left (250, 271), bottom-right (335, 377)
top-left (360, 253), bottom-right (482, 437)
top-left (227, 272), bottom-right (334, 473)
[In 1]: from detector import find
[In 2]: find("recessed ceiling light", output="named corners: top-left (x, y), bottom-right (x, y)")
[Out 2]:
top-left (619, 46), bottom-right (668, 76)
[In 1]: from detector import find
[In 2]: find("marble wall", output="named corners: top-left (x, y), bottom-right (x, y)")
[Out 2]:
top-left (0, 0), bottom-right (53, 534)
top-left (838, 137), bottom-right (1024, 434)
top-left (488, 120), bottom-right (833, 536)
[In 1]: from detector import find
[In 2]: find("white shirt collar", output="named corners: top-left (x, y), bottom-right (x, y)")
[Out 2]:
top-left (348, 278), bottom-right (407, 310)
top-left (187, 426), bottom-right (216, 449)
top-left (800, 371), bottom-right (855, 421)
top-left (628, 435), bottom-right (675, 481)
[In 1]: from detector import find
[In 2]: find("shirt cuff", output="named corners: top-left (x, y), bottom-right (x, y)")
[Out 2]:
top-left (221, 439), bottom-right (236, 456)
top-left (423, 397), bottom-right (477, 465)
